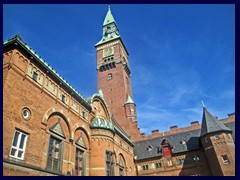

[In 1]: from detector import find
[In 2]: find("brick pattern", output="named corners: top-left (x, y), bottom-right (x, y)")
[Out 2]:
top-left (96, 39), bottom-right (140, 141)
top-left (3, 49), bottom-right (136, 176)
top-left (136, 150), bottom-right (211, 176)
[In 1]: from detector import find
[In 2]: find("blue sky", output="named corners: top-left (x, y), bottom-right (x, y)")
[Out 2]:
top-left (3, 4), bottom-right (235, 135)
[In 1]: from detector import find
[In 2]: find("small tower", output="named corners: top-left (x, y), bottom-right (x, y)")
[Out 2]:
top-left (95, 6), bottom-right (140, 140)
top-left (124, 94), bottom-right (137, 122)
top-left (200, 105), bottom-right (235, 176)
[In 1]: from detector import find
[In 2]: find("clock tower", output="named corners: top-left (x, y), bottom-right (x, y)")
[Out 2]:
top-left (95, 6), bottom-right (140, 140)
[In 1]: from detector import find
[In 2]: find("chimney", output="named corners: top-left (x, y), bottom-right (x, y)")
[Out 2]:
top-left (151, 129), bottom-right (159, 134)
top-left (190, 121), bottom-right (199, 126)
top-left (170, 125), bottom-right (178, 130)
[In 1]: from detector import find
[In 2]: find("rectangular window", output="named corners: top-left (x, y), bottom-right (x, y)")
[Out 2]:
top-left (177, 159), bottom-right (185, 165)
top-left (155, 162), bottom-right (162, 168)
top-left (32, 72), bottom-right (38, 81)
top-left (75, 148), bottom-right (84, 176)
top-left (106, 151), bottom-right (114, 176)
top-left (221, 155), bottom-right (230, 164)
top-left (215, 134), bottom-right (220, 140)
top-left (82, 111), bottom-right (85, 119)
top-left (46, 136), bottom-right (62, 172)
top-left (9, 130), bottom-right (28, 160)
top-left (142, 164), bottom-right (149, 170)
top-left (192, 155), bottom-right (200, 162)
top-left (119, 168), bottom-right (124, 176)
top-left (61, 95), bottom-right (65, 103)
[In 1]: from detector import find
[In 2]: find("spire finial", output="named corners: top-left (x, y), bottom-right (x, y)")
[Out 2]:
top-left (201, 100), bottom-right (206, 108)
top-left (108, 5), bottom-right (111, 11)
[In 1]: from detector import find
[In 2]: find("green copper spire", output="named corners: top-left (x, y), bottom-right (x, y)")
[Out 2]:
top-left (103, 5), bottom-right (116, 26)
top-left (95, 6), bottom-right (121, 46)
top-left (126, 94), bottom-right (134, 104)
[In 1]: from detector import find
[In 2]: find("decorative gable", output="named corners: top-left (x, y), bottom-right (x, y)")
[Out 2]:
top-left (76, 134), bottom-right (86, 149)
top-left (49, 118), bottom-right (66, 138)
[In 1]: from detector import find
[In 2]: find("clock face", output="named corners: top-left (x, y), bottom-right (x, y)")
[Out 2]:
top-left (103, 47), bottom-right (113, 57)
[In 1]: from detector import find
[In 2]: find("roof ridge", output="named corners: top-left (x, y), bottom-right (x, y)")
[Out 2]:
top-left (4, 34), bottom-right (90, 108)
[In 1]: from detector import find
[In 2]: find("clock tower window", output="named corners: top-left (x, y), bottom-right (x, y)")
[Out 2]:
top-left (108, 73), bottom-right (113, 80)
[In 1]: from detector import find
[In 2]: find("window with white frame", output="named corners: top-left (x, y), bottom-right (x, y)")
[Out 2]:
top-left (167, 159), bottom-right (173, 166)
top-left (9, 130), bottom-right (28, 160)
top-left (221, 155), bottom-right (230, 164)
top-left (108, 73), bottom-right (112, 80)
top-left (192, 155), bottom-right (200, 162)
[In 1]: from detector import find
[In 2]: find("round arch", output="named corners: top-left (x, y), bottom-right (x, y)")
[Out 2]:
top-left (118, 153), bottom-right (127, 176)
top-left (42, 107), bottom-right (73, 139)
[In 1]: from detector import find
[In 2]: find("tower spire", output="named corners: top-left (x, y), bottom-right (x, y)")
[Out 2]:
top-left (201, 100), bottom-right (206, 108)
top-left (200, 106), bottom-right (231, 137)
top-left (95, 6), bottom-right (120, 46)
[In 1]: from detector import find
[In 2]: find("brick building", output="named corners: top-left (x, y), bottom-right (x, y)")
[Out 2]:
top-left (3, 6), bottom-right (235, 176)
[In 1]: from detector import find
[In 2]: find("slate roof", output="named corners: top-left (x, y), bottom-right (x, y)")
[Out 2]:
top-left (200, 107), bottom-right (232, 137)
top-left (134, 129), bottom-right (201, 161)
top-left (112, 116), bottom-right (134, 146)
top-left (134, 120), bottom-right (235, 161)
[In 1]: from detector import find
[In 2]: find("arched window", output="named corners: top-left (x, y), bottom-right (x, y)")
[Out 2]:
top-left (119, 155), bottom-right (125, 176)
top-left (167, 159), bottom-right (172, 166)
top-left (108, 73), bottom-right (112, 80)
top-left (106, 151), bottom-right (114, 176)
top-left (75, 134), bottom-right (86, 176)
top-left (46, 118), bottom-right (66, 172)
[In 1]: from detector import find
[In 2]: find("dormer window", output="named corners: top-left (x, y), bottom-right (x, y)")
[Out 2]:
top-left (180, 140), bottom-right (186, 145)
top-left (147, 145), bottom-right (154, 151)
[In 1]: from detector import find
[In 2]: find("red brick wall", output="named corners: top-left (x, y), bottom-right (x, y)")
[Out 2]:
top-left (96, 39), bottom-right (140, 140)
top-left (201, 132), bottom-right (235, 176)
top-left (136, 150), bottom-right (211, 176)
top-left (3, 48), bottom-right (136, 176)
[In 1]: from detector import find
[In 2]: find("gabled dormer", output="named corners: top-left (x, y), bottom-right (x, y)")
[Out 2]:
top-left (160, 138), bottom-right (173, 157)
